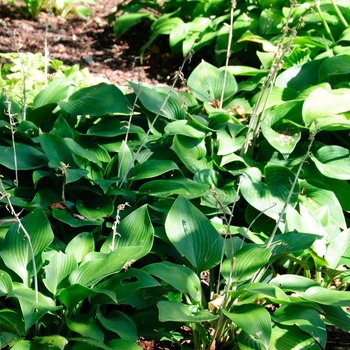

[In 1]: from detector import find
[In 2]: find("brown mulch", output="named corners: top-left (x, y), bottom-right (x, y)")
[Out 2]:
top-left (0, 0), bottom-right (189, 86)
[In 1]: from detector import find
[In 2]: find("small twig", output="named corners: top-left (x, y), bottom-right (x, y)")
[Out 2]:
top-left (110, 202), bottom-right (130, 251)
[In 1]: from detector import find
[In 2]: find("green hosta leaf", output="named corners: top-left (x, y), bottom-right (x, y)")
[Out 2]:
top-left (76, 194), bottom-right (114, 220)
top-left (0, 270), bottom-right (13, 296)
top-left (65, 138), bottom-right (102, 168)
top-left (96, 310), bottom-right (137, 343)
top-left (303, 87), bottom-right (350, 130)
top-left (68, 337), bottom-right (110, 350)
top-left (241, 166), bottom-right (299, 221)
top-left (59, 284), bottom-right (117, 315)
top-left (108, 339), bottom-right (144, 350)
top-left (143, 261), bottom-right (201, 302)
top-left (301, 286), bottom-right (350, 307)
top-left (157, 301), bottom-right (218, 322)
top-left (0, 309), bottom-right (25, 334)
top-left (261, 122), bottom-right (300, 159)
top-left (299, 180), bottom-right (346, 229)
top-left (59, 83), bottom-right (130, 116)
top-left (0, 208), bottom-right (54, 285)
top-left (33, 335), bottom-right (68, 350)
top-left (129, 82), bottom-right (185, 119)
top-left (237, 283), bottom-right (290, 304)
top-left (187, 60), bottom-right (237, 104)
top-left (114, 12), bottom-right (155, 38)
top-left (66, 315), bottom-right (104, 342)
top-left (269, 274), bottom-right (320, 291)
top-left (51, 114), bottom-right (74, 138)
top-left (270, 324), bottom-right (321, 350)
top-left (223, 305), bottom-right (271, 350)
top-left (52, 208), bottom-right (104, 227)
top-left (94, 268), bottom-right (160, 304)
top-left (101, 205), bottom-right (154, 259)
top-left (8, 287), bottom-right (60, 331)
top-left (272, 305), bottom-right (326, 348)
top-left (171, 135), bottom-right (214, 174)
top-left (164, 120), bottom-right (207, 139)
top-left (139, 178), bottom-right (208, 199)
top-left (69, 247), bottom-right (143, 286)
top-left (310, 145), bottom-right (350, 180)
top-left (127, 159), bottom-right (179, 180)
top-left (65, 232), bottom-right (95, 263)
top-left (0, 143), bottom-right (47, 170)
top-left (87, 119), bottom-right (145, 137)
top-left (319, 55), bottom-right (350, 80)
top-left (33, 76), bottom-right (75, 108)
top-left (75, 137), bottom-right (111, 164)
top-left (0, 331), bottom-right (19, 348)
top-left (165, 196), bottom-right (223, 273)
top-left (42, 251), bottom-right (77, 296)
top-left (11, 340), bottom-right (44, 350)
top-left (221, 244), bottom-right (273, 284)
top-left (326, 229), bottom-right (350, 269)
top-left (39, 133), bottom-right (75, 169)
top-left (321, 305), bottom-right (350, 331)
top-left (65, 168), bottom-right (88, 184)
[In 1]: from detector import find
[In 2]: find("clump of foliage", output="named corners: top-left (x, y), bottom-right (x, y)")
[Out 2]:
top-left (0, 0), bottom-right (350, 349)
top-left (4, 0), bottom-right (95, 19)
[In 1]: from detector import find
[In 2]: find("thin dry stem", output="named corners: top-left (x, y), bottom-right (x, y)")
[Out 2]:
top-left (110, 202), bottom-right (130, 251)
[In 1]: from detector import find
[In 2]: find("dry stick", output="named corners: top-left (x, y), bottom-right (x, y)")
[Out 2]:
top-left (0, 177), bottom-right (38, 304)
top-left (219, 0), bottom-right (237, 109)
top-left (119, 51), bottom-right (194, 188)
top-left (44, 0), bottom-right (53, 87)
top-left (0, 20), bottom-right (27, 121)
top-left (3, 89), bottom-right (19, 186)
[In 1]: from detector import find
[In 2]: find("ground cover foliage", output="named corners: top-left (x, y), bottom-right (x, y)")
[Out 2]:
top-left (1, 0), bottom-right (350, 349)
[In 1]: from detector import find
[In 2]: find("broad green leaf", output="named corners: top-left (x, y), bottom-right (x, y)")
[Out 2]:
top-left (301, 286), bottom-right (350, 307)
top-left (66, 315), bottom-right (104, 342)
top-left (33, 76), bottom-right (75, 108)
top-left (96, 310), bottom-right (137, 343)
top-left (139, 178), bottom-right (208, 199)
top-left (187, 61), bottom-right (237, 104)
top-left (143, 261), bottom-right (201, 302)
top-left (223, 305), bottom-right (271, 350)
top-left (0, 208), bottom-right (54, 285)
top-left (108, 339), bottom-right (144, 350)
top-left (237, 283), bottom-right (290, 304)
top-left (216, 127), bottom-right (246, 156)
top-left (269, 324), bottom-right (321, 350)
top-left (164, 120), bottom-right (206, 139)
top-left (326, 229), bottom-right (350, 269)
top-left (299, 180), bottom-right (346, 229)
top-left (65, 232), bottom-right (95, 263)
top-left (33, 335), bottom-right (68, 350)
top-left (114, 12), bottom-right (155, 38)
top-left (65, 168), bottom-right (89, 184)
top-left (319, 55), bottom-right (350, 80)
top-left (237, 32), bottom-right (277, 52)
top-left (321, 305), bottom-right (350, 331)
top-left (59, 83), bottom-right (130, 116)
top-left (241, 166), bottom-right (299, 221)
top-left (65, 138), bottom-right (102, 168)
top-left (39, 133), bottom-right (75, 169)
top-left (165, 196), bottom-right (223, 272)
top-left (0, 270), bottom-right (13, 296)
top-left (0, 143), bottom-right (47, 170)
top-left (52, 208), bottom-right (104, 227)
top-left (271, 232), bottom-right (323, 255)
top-left (310, 145), bottom-right (350, 180)
top-left (8, 287), bottom-right (60, 331)
top-left (0, 309), bottom-right (25, 334)
top-left (76, 194), bottom-right (114, 220)
top-left (221, 244), bottom-right (273, 283)
top-left (269, 274), bottom-right (320, 292)
top-left (50, 115), bottom-right (75, 139)
top-left (171, 135), bottom-right (213, 174)
top-left (303, 87), bottom-right (350, 129)
top-left (261, 121), bottom-right (300, 159)
top-left (11, 340), bottom-right (45, 350)
top-left (129, 82), bottom-right (185, 119)
top-left (75, 137), bottom-right (111, 164)
top-left (42, 251), bottom-right (77, 296)
top-left (127, 160), bottom-right (179, 180)
top-left (259, 8), bottom-right (284, 36)
top-left (101, 205), bottom-right (154, 259)
top-left (69, 247), bottom-right (143, 286)
top-left (87, 119), bottom-right (145, 137)
top-left (59, 284), bottom-right (117, 315)
top-left (157, 301), bottom-right (218, 322)
top-left (94, 268), bottom-right (160, 304)
top-left (68, 337), bottom-right (110, 350)
top-left (272, 305), bottom-right (326, 347)
top-left (0, 331), bottom-right (19, 348)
